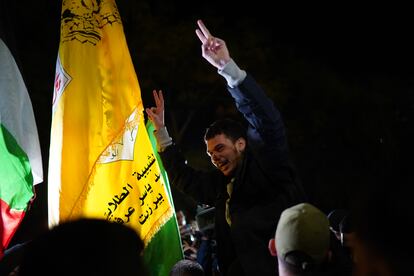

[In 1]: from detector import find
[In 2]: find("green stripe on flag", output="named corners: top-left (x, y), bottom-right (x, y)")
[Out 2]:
top-left (144, 121), bottom-right (183, 276)
top-left (143, 218), bottom-right (184, 276)
top-left (0, 123), bottom-right (34, 211)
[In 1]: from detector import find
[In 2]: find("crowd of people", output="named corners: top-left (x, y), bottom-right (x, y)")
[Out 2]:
top-left (1, 19), bottom-right (411, 276)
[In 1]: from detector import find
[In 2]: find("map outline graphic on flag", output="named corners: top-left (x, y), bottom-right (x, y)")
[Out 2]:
top-left (98, 108), bottom-right (139, 164)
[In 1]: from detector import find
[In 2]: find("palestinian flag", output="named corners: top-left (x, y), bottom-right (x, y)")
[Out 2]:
top-left (0, 38), bottom-right (43, 258)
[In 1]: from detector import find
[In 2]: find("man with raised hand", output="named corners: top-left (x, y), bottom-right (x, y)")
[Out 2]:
top-left (146, 20), bottom-right (305, 275)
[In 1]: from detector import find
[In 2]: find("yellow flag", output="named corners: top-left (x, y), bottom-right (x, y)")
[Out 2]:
top-left (48, 0), bottom-right (174, 245)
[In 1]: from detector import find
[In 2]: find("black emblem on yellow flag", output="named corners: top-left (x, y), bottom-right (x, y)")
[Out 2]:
top-left (61, 0), bottom-right (121, 45)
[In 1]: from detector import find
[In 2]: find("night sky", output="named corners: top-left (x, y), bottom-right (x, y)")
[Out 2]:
top-left (1, 1), bottom-right (413, 245)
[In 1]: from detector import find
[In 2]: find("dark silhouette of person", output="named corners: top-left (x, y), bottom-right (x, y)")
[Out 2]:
top-left (170, 259), bottom-right (205, 276)
top-left (18, 218), bottom-right (147, 276)
top-left (351, 166), bottom-right (413, 276)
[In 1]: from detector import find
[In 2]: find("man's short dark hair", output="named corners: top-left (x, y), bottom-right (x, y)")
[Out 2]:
top-left (204, 118), bottom-right (246, 142)
top-left (169, 259), bottom-right (204, 276)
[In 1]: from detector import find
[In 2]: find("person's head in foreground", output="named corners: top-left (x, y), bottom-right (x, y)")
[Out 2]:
top-left (169, 259), bottom-right (204, 276)
top-left (18, 218), bottom-right (147, 276)
top-left (268, 203), bottom-right (331, 276)
top-left (351, 170), bottom-right (414, 276)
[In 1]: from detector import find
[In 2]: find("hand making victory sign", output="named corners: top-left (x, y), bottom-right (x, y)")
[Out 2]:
top-left (145, 90), bottom-right (165, 131)
top-left (195, 19), bottom-right (231, 70)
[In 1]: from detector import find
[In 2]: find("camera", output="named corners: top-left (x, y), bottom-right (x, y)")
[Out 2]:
top-left (195, 206), bottom-right (215, 235)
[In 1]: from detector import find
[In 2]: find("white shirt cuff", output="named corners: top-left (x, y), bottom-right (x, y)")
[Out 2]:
top-left (218, 59), bottom-right (247, 88)
top-left (154, 126), bottom-right (173, 152)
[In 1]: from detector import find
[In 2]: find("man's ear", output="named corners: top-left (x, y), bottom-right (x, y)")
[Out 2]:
top-left (268, 239), bottom-right (277, 257)
top-left (235, 137), bottom-right (246, 152)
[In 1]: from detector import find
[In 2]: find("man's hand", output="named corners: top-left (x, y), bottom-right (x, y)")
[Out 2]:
top-left (145, 90), bottom-right (165, 131)
top-left (196, 19), bottom-right (231, 70)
